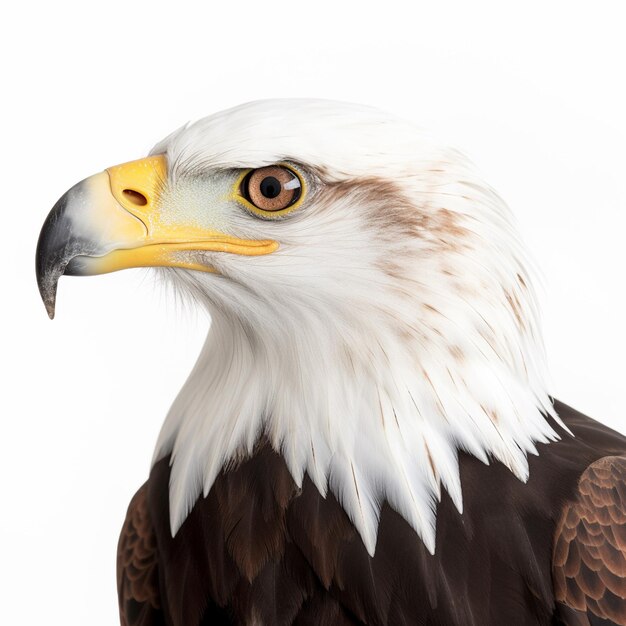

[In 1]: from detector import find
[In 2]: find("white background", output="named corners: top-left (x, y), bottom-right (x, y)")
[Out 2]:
top-left (2, 1), bottom-right (625, 623)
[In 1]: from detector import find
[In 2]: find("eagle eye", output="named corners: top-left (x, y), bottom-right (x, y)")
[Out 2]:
top-left (240, 165), bottom-right (303, 214)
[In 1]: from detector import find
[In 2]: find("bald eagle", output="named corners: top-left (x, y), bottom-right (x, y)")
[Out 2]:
top-left (37, 100), bottom-right (626, 626)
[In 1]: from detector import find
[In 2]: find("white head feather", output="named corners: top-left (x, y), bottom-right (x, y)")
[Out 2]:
top-left (150, 99), bottom-right (561, 555)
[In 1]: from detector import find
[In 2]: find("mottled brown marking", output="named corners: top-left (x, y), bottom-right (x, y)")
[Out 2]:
top-left (395, 327), bottom-right (415, 345)
top-left (433, 208), bottom-right (469, 240)
top-left (377, 393), bottom-right (386, 429)
top-left (517, 273), bottom-right (528, 290)
top-left (479, 404), bottom-right (500, 425)
top-left (504, 289), bottom-right (526, 331)
top-left (319, 177), bottom-right (473, 254)
top-left (320, 177), bottom-right (425, 239)
top-left (374, 258), bottom-right (405, 281)
top-left (391, 406), bottom-right (401, 429)
top-left (448, 345), bottom-right (465, 362)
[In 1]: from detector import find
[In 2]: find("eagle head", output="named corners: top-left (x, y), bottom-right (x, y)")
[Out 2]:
top-left (36, 99), bottom-right (560, 554)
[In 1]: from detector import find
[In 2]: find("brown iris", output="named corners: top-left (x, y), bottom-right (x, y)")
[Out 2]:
top-left (241, 166), bottom-right (302, 212)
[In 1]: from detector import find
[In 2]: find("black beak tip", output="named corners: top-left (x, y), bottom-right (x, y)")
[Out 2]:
top-left (43, 293), bottom-right (57, 320)
top-left (36, 188), bottom-right (74, 320)
top-left (35, 253), bottom-right (59, 320)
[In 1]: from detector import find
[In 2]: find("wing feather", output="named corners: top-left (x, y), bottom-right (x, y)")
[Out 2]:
top-left (553, 456), bottom-right (626, 625)
top-left (117, 483), bottom-right (164, 626)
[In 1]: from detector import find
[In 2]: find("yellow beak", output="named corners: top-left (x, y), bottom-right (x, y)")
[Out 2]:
top-left (36, 155), bottom-right (278, 318)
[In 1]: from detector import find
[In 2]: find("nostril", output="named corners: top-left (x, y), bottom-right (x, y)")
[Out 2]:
top-left (122, 189), bottom-right (148, 206)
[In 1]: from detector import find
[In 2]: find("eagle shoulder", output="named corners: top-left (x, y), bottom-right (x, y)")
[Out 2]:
top-left (553, 455), bottom-right (626, 625)
top-left (117, 483), bottom-right (164, 626)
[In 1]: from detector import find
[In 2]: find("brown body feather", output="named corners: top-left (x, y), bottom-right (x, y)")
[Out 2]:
top-left (117, 401), bottom-right (626, 625)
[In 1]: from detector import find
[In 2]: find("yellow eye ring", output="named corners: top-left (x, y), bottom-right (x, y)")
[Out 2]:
top-left (233, 164), bottom-right (306, 218)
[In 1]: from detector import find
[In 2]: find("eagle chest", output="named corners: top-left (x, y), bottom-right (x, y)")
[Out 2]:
top-left (134, 436), bottom-right (589, 626)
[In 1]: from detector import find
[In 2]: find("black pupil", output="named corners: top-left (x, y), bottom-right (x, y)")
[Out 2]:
top-left (260, 176), bottom-right (281, 199)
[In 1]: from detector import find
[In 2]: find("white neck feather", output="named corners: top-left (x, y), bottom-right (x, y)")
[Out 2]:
top-left (153, 162), bottom-right (561, 556)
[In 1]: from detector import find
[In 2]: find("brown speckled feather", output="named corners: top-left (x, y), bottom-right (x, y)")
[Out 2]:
top-left (553, 455), bottom-right (626, 625)
top-left (117, 485), bottom-right (164, 626)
